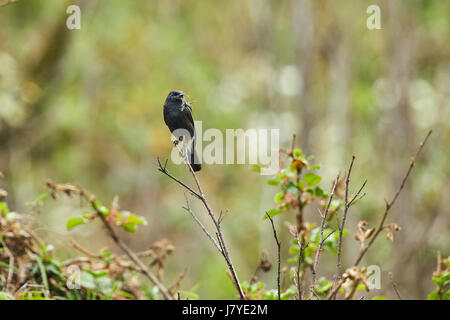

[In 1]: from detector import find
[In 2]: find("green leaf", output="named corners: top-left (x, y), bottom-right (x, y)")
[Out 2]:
top-left (372, 295), bottom-right (388, 300)
top-left (263, 209), bottom-right (282, 220)
top-left (263, 289), bottom-right (278, 300)
top-left (98, 206), bottom-right (110, 216)
top-left (84, 268), bottom-right (108, 278)
top-left (432, 271), bottom-right (450, 287)
top-left (33, 254), bottom-right (49, 298)
top-left (93, 200), bottom-right (110, 216)
top-left (66, 217), bottom-right (87, 230)
top-left (274, 192), bottom-right (284, 204)
top-left (427, 291), bottom-right (440, 300)
top-left (0, 292), bottom-right (14, 300)
top-left (250, 164), bottom-right (261, 172)
top-left (293, 148), bottom-right (302, 158)
top-left (304, 173), bottom-right (322, 186)
top-left (314, 186), bottom-right (328, 199)
top-left (0, 202), bottom-right (9, 215)
top-left (118, 212), bottom-right (148, 232)
top-left (26, 193), bottom-right (49, 207)
top-left (267, 178), bottom-right (280, 186)
top-left (276, 172), bottom-right (287, 180)
top-left (121, 223), bottom-right (137, 232)
top-left (298, 180), bottom-right (305, 189)
top-left (357, 283), bottom-right (367, 291)
top-left (281, 286), bottom-right (296, 300)
top-left (79, 272), bottom-right (96, 290)
top-left (444, 257), bottom-right (450, 267)
top-left (126, 213), bottom-right (147, 225)
top-left (286, 186), bottom-right (299, 198)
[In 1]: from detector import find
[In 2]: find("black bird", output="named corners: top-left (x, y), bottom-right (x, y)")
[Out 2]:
top-left (163, 90), bottom-right (201, 172)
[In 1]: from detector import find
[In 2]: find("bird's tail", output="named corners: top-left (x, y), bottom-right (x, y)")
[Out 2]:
top-left (189, 140), bottom-right (201, 172)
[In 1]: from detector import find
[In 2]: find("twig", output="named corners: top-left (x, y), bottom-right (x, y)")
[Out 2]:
top-left (265, 211), bottom-right (281, 300)
top-left (309, 174), bottom-right (339, 299)
top-left (327, 129), bottom-right (432, 299)
top-left (389, 272), bottom-right (402, 300)
top-left (183, 149), bottom-right (245, 299)
top-left (93, 203), bottom-right (173, 300)
top-left (295, 234), bottom-right (308, 300)
top-left (46, 180), bottom-right (173, 300)
top-left (332, 156), bottom-right (367, 297)
top-left (62, 257), bottom-right (90, 266)
top-left (168, 267), bottom-right (188, 293)
top-left (157, 158), bottom-right (202, 200)
top-left (182, 193), bottom-right (222, 253)
top-left (353, 129), bottom-right (432, 266)
top-left (157, 147), bottom-right (245, 299)
top-left (70, 238), bottom-right (100, 259)
top-left (1, 241), bottom-right (15, 291)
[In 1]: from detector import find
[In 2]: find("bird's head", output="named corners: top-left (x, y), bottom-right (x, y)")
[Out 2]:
top-left (165, 90), bottom-right (185, 104)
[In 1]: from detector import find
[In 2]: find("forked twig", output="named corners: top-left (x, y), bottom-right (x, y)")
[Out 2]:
top-left (309, 174), bottom-right (339, 299)
top-left (182, 193), bottom-right (222, 253)
top-left (327, 129), bottom-right (432, 299)
top-left (265, 211), bottom-right (281, 300)
top-left (157, 146), bottom-right (245, 299)
top-left (332, 156), bottom-right (367, 297)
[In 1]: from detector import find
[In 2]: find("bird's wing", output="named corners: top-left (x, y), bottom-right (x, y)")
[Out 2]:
top-left (183, 103), bottom-right (195, 133)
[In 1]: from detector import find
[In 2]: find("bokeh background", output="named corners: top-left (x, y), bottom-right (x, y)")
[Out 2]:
top-left (0, 0), bottom-right (448, 299)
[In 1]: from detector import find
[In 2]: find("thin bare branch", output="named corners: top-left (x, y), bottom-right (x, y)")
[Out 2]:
top-left (327, 129), bottom-right (432, 299)
top-left (389, 272), bottom-right (402, 300)
top-left (332, 156), bottom-right (367, 297)
top-left (1, 241), bottom-right (15, 291)
top-left (309, 174), bottom-right (340, 299)
top-left (168, 267), bottom-right (188, 294)
top-left (182, 193), bottom-right (222, 253)
top-left (265, 211), bottom-right (281, 300)
top-left (295, 234), bottom-right (308, 300)
top-left (158, 145), bottom-right (245, 299)
top-left (157, 157), bottom-right (202, 200)
top-left (353, 129), bottom-right (432, 267)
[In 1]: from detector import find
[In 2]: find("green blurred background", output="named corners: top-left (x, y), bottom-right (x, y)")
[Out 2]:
top-left (0, 0), bottom-right (448, 299)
